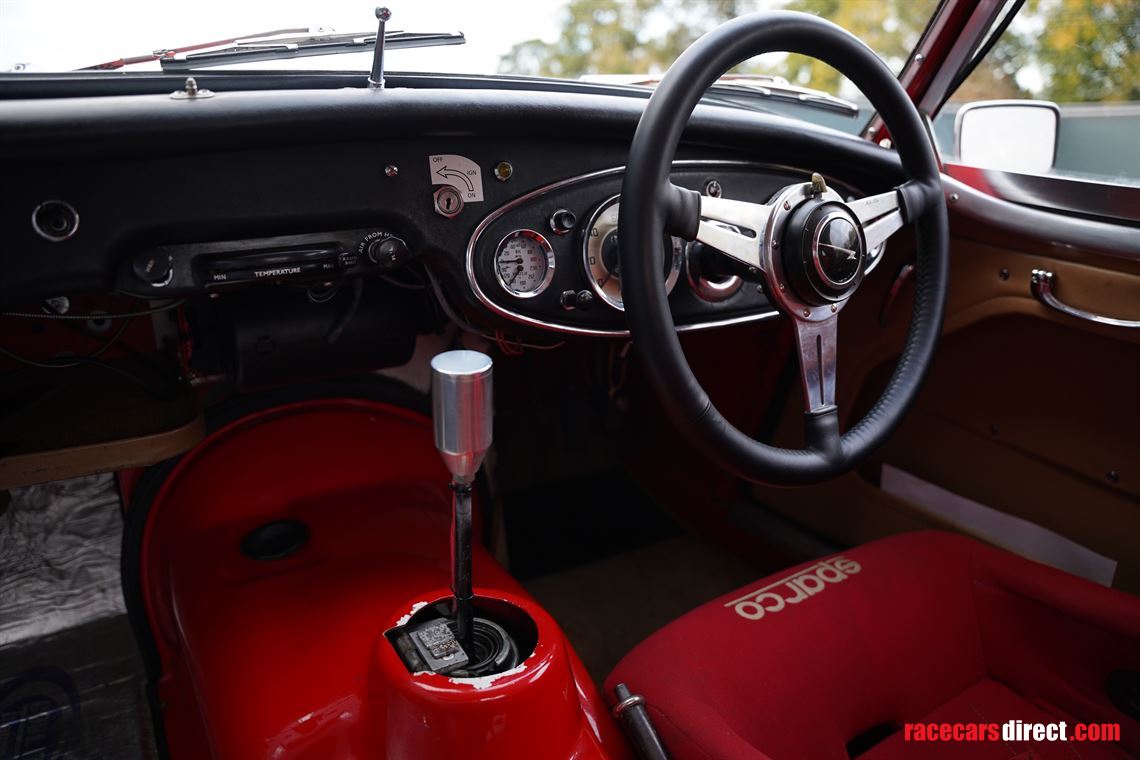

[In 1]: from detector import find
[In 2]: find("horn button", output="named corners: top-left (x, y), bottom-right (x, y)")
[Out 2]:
top-left (782, 200), bottom-right (866, 305)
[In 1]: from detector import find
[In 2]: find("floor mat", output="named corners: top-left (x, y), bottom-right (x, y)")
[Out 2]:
top-left (525, 535), bottom-right (761, 684)
top-left (503, 469), bottom-right (684, 581)
top-left (0, 616), bottom-right (156, 760)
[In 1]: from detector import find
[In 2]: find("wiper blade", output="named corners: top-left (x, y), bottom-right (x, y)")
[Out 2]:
top-left (587, 73), bottom-right (859, 116)
top-left (160, 29), bottom-right (465, 72)
top-left (79, 28), bottom-right (312, 71)
top-left (708, 77), bottom-right (859, 116)
top-left (78, 27), bottom-right (465, 73)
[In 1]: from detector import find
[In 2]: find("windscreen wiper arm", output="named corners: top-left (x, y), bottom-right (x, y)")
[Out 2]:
top-left (78, 27), bottom-right (465, 72)
top-left (159, 29), bottom-right (465, 72)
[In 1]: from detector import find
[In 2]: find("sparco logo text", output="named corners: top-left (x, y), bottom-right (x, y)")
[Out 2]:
top-left (724, 556), bottom-right (861, 621)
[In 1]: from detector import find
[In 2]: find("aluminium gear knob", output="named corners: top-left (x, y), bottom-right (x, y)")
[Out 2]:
top-left (430, 350), bottom-right (493, 486)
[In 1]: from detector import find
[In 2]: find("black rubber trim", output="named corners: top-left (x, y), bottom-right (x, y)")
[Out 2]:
top-left (897, 178), bottom-right (941, 224)
top-left (120, 375), bottom-right (430, 759)
top-left (803, 406), bottom-right (841, 463)
top-left (662, 182), bottom-right (701, 239)
top-left (619, 11), bottom-right (949, 485)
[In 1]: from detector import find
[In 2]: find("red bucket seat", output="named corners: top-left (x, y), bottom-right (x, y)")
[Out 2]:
top-left (606, 532), bottom-right (1140, 759)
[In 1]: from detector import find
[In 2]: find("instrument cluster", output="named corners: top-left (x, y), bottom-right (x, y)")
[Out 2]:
top-left (468, 162), bottom-right (877, 337)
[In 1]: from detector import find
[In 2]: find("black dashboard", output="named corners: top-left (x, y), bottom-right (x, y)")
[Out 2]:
top-left (0, 83), bottom-right (906, 339)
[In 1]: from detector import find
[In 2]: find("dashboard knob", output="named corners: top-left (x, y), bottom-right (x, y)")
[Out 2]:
top-left (367, 236), bottom-right (410, 269)
top-left (575, 289), bottom-right (594, 311)
top-left (132, 251), bottom-right (173, 287)
top-left (549, 208), bottom-right (577, 236)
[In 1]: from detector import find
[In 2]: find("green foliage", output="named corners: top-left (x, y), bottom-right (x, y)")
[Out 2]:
top-left (499, 0), bottom-right (1140, 104)
top-left (1030, 0), bottom-right (1136, 101)
top-left (498, 0), bottom-right (936, 90)
top-left (775, 0), bottom-right (938, 93)
top-left (954, 0), bottom-right (1140, 102)
top-left (498, 0), bottom-right (747, 78)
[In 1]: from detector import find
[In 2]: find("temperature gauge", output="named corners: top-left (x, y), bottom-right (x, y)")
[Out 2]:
top-left (494, 229), bottom-right (556, 298)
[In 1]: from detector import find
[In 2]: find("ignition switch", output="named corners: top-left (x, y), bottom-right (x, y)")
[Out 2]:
top-left (433, 186), bottom-right (464, 218)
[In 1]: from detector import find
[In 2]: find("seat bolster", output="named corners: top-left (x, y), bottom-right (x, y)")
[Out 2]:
top-left (645, 700), bottom-right (777, 760)
top-left (968, 541), bottom-right (1140, 756)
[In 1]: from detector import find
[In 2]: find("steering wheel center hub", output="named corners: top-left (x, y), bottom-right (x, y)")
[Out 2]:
top-left (778, 197), bottom-right (866, 306)
top-left (813, 213), bottom-right (862, 287)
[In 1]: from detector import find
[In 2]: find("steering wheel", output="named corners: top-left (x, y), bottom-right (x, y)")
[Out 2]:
top-left (619, 11), bottom-right (948, 485)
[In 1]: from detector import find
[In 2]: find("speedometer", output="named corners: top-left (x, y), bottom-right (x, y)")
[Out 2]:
top-left (582, 196), bottom-right (682, 311)
top-left (494, 230), bottom-right (556, 298)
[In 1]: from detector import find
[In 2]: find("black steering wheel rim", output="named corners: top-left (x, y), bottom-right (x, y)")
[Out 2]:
top-left (619, 11), bottom-right (949, 485)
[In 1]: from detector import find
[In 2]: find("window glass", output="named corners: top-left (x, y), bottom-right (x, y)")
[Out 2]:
top-left (932, 0), bottom-right (1140, 184)
top-left (0, 0), bottom-right (938, 135)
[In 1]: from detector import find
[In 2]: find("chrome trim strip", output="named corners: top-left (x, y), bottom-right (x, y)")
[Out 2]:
top-left (464, 160), bottom-right (865, 337)
top-left (943, 173), bottom-right (1140, 261)
top-left (945, 162), bottom-right (1140, 225)
top-left (31, 199), bottom-right (80, 242)
top-left (1030, 269), bottom-right (1140, 329)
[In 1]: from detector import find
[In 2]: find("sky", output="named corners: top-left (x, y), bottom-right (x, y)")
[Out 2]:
top-left (0, 0), bottom-right (566, 73)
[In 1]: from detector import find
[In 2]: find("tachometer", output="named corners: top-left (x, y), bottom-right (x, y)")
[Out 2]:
top-left (582, 196), bottom-right (682, 311)
top-left (494, 229), bottom-right (556, 298)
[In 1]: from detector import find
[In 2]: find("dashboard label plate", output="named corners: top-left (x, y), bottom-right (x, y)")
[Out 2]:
top-left (429, 154), bottom-right (484, 203)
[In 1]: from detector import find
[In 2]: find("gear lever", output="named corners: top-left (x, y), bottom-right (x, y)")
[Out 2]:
top-left (430, 350), bottom-right (493, 650)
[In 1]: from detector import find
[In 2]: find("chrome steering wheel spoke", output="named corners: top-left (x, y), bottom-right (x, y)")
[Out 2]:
top-left (848, 188), bottom-right (904, 251)
top-left (792, 314), bottom-right (838, 414)
top-left (693, 194), bottom-right (773, 269)
top-left (848, 179), bottom-right (941, 252)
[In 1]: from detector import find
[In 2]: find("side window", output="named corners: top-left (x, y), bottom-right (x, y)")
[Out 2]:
top-left (932, 0), bottom-right (1140, 185)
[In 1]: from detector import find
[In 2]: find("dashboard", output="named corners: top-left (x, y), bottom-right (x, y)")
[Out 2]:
top-left (0, 85), bottom-right (906, 339)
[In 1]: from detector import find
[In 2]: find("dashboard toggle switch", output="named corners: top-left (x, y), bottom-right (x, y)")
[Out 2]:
top-left (549, 208), bottom-right (577, 235)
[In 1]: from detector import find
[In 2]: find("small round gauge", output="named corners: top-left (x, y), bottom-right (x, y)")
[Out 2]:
top-left (494, 229), bottom-right (556, 298)
top-left (582, 196), bottom-right (682, 311)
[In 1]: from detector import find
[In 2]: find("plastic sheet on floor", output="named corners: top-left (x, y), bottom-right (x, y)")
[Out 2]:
top-left (1, 474), bottom-right (156, 758)
top-left (1, 475), bottom-right (126, 646)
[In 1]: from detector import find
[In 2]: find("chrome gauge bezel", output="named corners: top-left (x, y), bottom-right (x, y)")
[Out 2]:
top-left (582, 194), bottom-right (682, 311)
top-left (684, 220), bottom-right (744, 303)
top-left (493, 229), bottom-right (556, 299)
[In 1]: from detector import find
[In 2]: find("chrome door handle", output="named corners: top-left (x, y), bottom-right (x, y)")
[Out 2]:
top-left (1030, 269), bottom-right (1140, 329)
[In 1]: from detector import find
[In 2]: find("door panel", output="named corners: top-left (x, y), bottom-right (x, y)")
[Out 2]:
top-left (753, 192), bottom-right (1140, 593)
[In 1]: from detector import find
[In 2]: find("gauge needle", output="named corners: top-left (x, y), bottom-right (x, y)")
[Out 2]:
top-left (506, 265), bottom-right (523, 285)
top-left (818, 243), bottom-right (859, 260)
